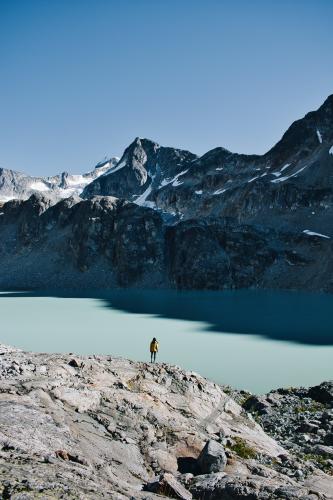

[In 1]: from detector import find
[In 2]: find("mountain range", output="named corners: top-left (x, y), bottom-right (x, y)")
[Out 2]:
top-left (1, 95), bottom-right (332, 291)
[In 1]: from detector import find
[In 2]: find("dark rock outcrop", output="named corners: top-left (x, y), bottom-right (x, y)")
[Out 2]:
top-left (309, 382), bottom-right (333, 405)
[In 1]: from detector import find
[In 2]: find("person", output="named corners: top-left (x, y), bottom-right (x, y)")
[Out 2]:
top-left (150, 337), bottom-right (159, 363)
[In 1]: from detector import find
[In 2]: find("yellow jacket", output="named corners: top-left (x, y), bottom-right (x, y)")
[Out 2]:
top-left (150, 341), bottom-right (159, 353)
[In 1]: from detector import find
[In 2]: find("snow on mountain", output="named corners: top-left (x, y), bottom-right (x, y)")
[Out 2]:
top-left (0, 157), bottom-right (119, 202)
top-left (1, 95), bottom-right (333, 293)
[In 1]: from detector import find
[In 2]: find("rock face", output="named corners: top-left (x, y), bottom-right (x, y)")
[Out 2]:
top-left (0, 344), bottom-right (332, 499)
top-left (82, 137), bottom-right (197, 204)
top-left (0, 194), bottom-right (166, 288)
top-left (1, 95), bottom-right (333, 291)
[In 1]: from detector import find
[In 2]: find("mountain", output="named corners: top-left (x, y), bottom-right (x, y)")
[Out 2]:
top-left (82, 137), bottom-right (197, 208)
top-left (0, 157), bottom-right (119, 203)
top-left (83, 95), bottom-right (333, 228)
top-left (0, 95), bottom-right (333, 291)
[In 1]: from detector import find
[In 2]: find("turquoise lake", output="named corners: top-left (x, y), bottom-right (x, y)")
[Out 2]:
top-left (0, 289), bottom-right (332, 393)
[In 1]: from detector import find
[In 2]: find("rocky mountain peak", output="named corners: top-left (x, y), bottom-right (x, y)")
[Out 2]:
top-left (266, 94), bottom-right (333, 167)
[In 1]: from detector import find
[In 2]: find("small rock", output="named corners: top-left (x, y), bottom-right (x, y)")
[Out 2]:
top-left (144, 473), bottom-right (192, 500)
top-left (55, 449), bottom-right (69, 461)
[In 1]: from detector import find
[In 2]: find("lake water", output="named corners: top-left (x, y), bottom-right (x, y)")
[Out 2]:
top-left (0, 289), bottom-right (332, 393)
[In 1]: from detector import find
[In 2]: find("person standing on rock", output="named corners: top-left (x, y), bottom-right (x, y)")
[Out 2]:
top-left (150, 338), bottom-right (159, 363)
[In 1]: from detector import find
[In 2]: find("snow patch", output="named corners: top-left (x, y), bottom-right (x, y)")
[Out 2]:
top-left (329, 146), bottom-right (333, 155)
top-left (0, 195), bottom-right (15, 202)
top-left (29, 182), bottom-right (50, 192)
top-left (216, 167), bottom-right (223, 171)
top-left (172, 170), bottom-right (188, 187)
top-left (303, 229), bottom-right (330, 239)
top-left (172, 178), bottom-right (184, 187)
top-left (195, 190), bottom-right (203, 195)
top-left (316, 129), bottom-right (323, 144)
top-left (134, 179), bottom-right (156, 209)
top-left (66, 175), bottom-right (92, 187)
top-left (58, 188), bottom-right (79, 198)
top-left (271, 165), bottom-right (307, 184)
top-left (159, 170), bottom-right (188, 189)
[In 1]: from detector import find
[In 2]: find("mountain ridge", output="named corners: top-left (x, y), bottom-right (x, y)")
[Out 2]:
top-left (0, 94), bottom-right (333, 292)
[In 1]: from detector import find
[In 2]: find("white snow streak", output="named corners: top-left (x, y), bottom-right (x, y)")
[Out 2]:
top-left (159, 170), bottom-right (189, 189)
top-left (280, 164), bottom-right (291, 172)
top-left (271, 165), bottom-right (307, 184)
top-left (134, 183), bottom-right (153, 207)
top-left (172, 178), bottom-right (184, 187)
top-left (316, 129), bottom-right (323, 144)
top-left (195, 190), bottom-right (203, 195)
top-left (248, 176), bottom-right (259, 183)
top-left (329, 146), bottom-right (333, 155)
top-left (213, 188), bottom-right (227, 195)
top-left (303, 230), bottom-right (330, 239)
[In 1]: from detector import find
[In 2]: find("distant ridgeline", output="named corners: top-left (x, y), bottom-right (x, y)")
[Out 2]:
top-left (1, 95), bottom-right (333, 291)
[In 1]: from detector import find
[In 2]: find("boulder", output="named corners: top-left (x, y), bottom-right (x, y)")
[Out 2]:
top-left (324, 432), bottom-right (333, 446)
top-left (242, 395), bottom-right (273, 415)
top-left (197, 440), bottom-right (227, 474)
top-left (312, 444), bottom-right (333, 459)
top-left (308, 381), bottom-right (333, 404)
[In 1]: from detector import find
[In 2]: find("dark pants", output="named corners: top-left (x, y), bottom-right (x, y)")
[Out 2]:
top-left (150, 351), bottom-right (157, 362)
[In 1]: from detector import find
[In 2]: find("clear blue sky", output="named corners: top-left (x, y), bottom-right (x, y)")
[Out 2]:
top-left (1, 0), bottom-right (332, 176)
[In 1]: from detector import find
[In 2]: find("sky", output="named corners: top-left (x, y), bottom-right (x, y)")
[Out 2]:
top-left (0, 0), bottom-right (332, 176)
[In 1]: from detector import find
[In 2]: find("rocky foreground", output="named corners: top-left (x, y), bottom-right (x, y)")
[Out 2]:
top-left (0, 344), bottom-right (332, 499)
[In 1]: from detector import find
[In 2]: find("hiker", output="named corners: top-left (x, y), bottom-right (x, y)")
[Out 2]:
top-left (150, 337), bottom-right (159, 363)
